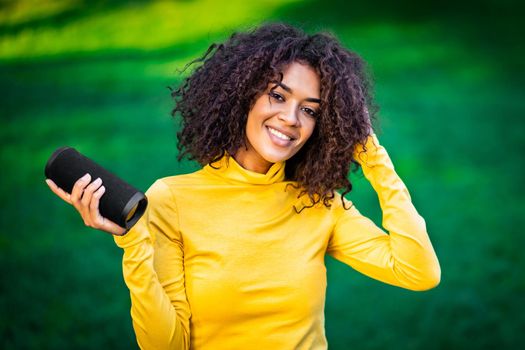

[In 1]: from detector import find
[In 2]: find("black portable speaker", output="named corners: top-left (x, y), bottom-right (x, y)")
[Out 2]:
top-left (44, 147), bottom-right (148, 230)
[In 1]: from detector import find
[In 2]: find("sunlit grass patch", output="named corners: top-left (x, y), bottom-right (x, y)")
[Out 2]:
top-left (0, 0), bottom-right (297, 61)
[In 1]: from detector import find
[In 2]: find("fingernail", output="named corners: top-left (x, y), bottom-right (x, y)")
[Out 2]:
top-left (93, 177), bottom-right (102, 185)
top-left (81, 173), bottom-right (91, 181)
top-left (45, 179), bottom-right (51, 186)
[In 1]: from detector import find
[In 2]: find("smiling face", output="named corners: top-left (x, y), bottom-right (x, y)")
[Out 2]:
top-left (234, 62), bottom-right (321, 174)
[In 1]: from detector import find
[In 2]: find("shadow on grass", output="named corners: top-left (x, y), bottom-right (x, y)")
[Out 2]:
top-left (0, 0), bottom-right (151, 36)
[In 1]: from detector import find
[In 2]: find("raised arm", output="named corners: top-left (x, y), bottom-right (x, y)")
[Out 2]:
top-left (327, 134), bottom-right (441, 291)
top-left (113, 179), bottom-right (190, 349)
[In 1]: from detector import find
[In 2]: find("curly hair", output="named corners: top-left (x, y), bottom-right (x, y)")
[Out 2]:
top-left (171, 23), bottom-right (377, 211)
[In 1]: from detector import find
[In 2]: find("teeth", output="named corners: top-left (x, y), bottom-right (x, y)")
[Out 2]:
top-left (268, 127), bottom-right (291, 141)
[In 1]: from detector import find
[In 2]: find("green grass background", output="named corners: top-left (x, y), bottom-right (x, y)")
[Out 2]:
top-left (1, 0), bottom-right (524, 349)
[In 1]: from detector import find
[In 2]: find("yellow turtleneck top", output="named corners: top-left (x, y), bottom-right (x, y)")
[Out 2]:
top-left (113, 134), bottom-right (440, 350)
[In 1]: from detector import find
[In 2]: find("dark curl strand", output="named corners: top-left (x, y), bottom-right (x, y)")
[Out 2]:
top-left (171, 23), bottom-right (377, 211)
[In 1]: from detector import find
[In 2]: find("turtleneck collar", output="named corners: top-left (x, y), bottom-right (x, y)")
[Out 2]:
top-left (203, 153), bottom-right (286, 185)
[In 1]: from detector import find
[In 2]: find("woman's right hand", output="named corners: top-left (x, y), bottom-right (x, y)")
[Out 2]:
top-left (45, 173), bottom-right (127, 236)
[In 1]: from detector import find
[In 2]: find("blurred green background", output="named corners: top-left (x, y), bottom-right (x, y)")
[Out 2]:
top-left (1, 0), bottom-right (524, 349)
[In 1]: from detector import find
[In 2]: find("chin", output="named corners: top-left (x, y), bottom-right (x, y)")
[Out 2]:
top-left (260, 148), bottom-right (296, 164)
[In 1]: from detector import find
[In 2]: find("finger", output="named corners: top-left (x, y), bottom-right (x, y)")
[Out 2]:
top-left (89, 186), bottom-right (126, 236)
top-left (71, 173), bottom-right (91, 210)
top-left (101, 217), bottom-right (128, 236)
top-left (88, 184), bottom-right (106, 227)
top-left (45, 179), bottom-right (72, 204)
top-left (80, 177), bottom-right (103, 227)
top-left (81, 177), bottom-right (102, 209)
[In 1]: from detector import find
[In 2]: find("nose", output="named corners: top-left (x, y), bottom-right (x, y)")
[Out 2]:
top-left (277, 103), bottom-right (299, 126)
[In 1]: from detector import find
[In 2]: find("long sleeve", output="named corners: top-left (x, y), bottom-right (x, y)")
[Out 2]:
top-left (327, 134), bottom-right (441, 291)
top-left (113, 179), bottom-right (191, 349)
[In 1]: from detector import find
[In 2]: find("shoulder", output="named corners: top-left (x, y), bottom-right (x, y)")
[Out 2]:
top-left (150, 168), bottom-right (206, 190)
top-left (157, 166), bottom-right (219, 188)
top-left (142, 168), bottom-right (197, 198)
top-left (144, 167), bottom-right (211, 204)
top-left (328, 191), bottom-right (361, 220)
top-left (292, 190), bottom-right (358, 221)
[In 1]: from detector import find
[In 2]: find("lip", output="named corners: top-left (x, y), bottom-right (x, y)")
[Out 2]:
top-left (265, 125), bottom-right (298, 140)
top-left (265, 126), bottom-right (295, 147)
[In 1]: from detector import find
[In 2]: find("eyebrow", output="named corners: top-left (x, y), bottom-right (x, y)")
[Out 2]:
top-left (271, 81), bottom-right (321, 104)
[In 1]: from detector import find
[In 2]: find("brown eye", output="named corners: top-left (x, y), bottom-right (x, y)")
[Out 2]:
top-left (302, 107), bottom-right (318, 118)
top-left (269, 91), bottom-right (284, 102)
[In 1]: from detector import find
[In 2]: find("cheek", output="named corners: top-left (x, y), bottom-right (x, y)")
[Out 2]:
top-left (302, 119), bottom-right (317, 142)
top-left (244, 114), bottom-right (264, 146)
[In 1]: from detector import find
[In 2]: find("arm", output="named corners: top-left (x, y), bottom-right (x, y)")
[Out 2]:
top-left (114, 179), bottom-right (190, 349)
top-left (327, 134), bottom-right (441, 291)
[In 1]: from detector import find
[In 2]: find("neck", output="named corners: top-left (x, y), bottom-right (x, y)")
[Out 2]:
top-left (233, 147), bottom-right (273, 174)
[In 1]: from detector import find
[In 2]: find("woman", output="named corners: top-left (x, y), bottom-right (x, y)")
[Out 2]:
top-left (46, 23), bottom-right (440, 350)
